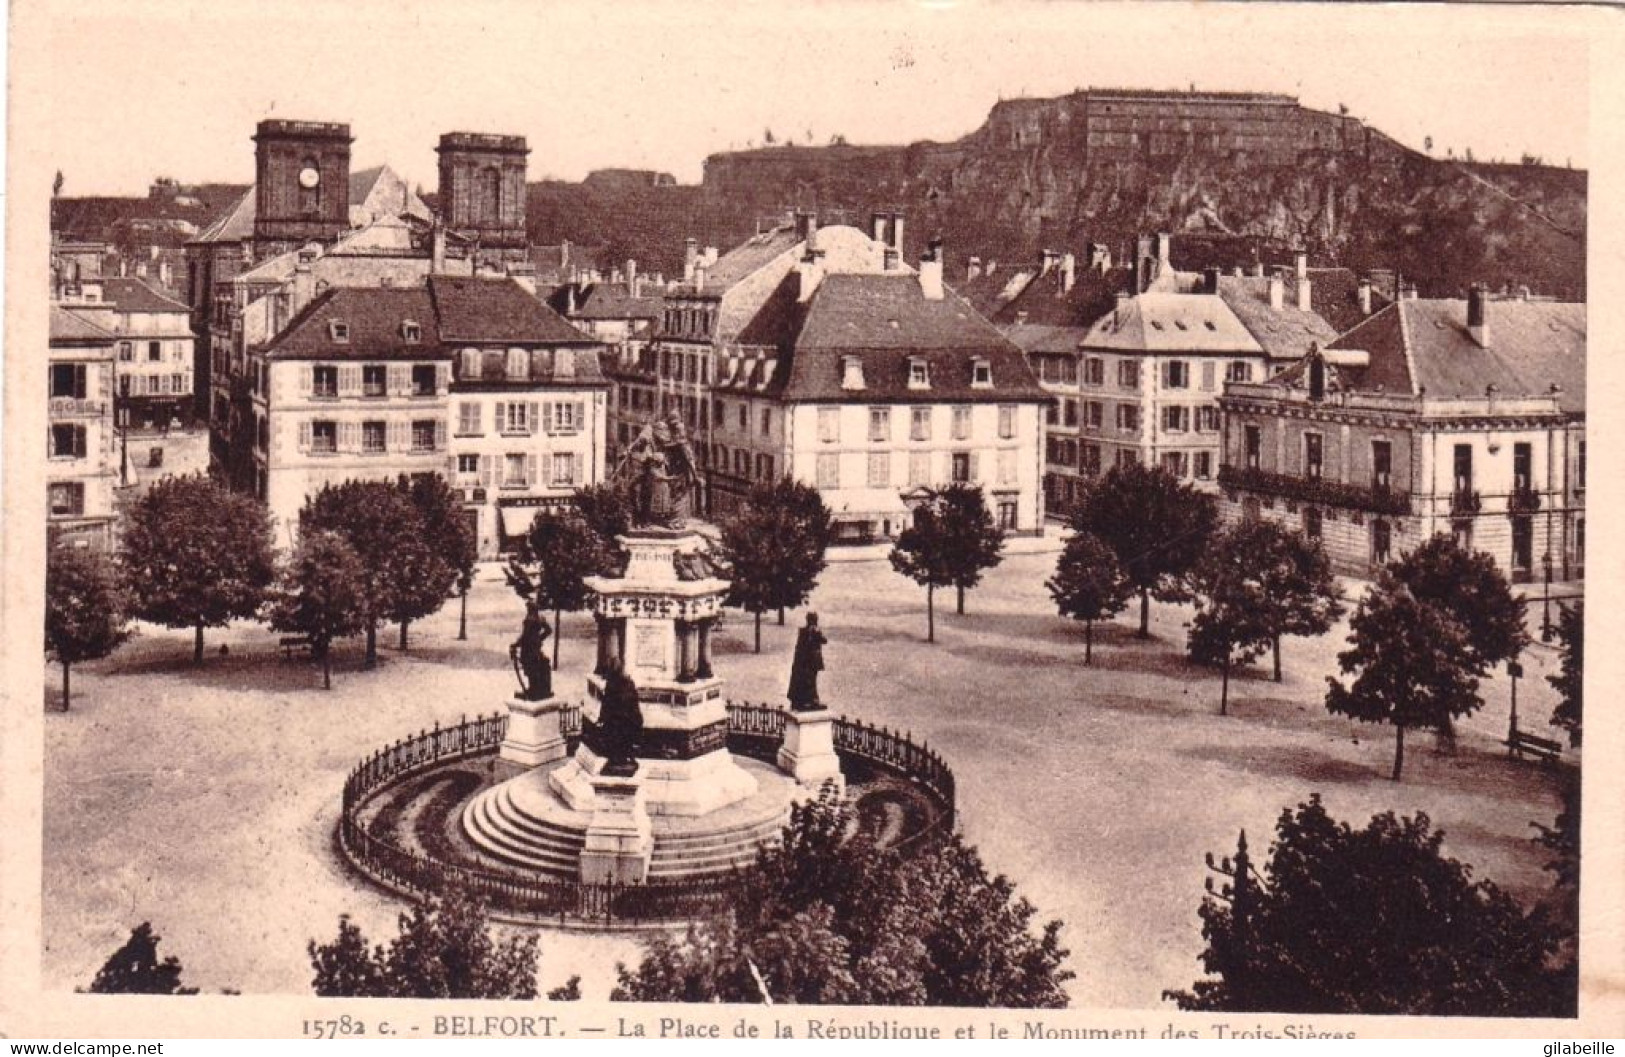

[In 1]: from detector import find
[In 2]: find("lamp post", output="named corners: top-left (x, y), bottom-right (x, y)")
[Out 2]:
top-left (1541, 551), bottom-right (1554, 642)
top-left (1506, 658), bottom-right (1522, 756)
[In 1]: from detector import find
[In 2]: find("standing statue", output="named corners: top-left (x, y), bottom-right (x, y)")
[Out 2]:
top-left (787, 612), bottom-right (827, 712)
top-left (511, 601), bottom-right (553, 701)
top-left (596, 669), bottom-right (645, 777)
top-left (614, 412), bottom-right (703, 528)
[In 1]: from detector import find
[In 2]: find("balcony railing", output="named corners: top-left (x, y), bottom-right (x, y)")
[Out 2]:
top-left (1507, 486), bottom-right (1543, 515)
top-left (1218, 464), bottom-right (1412, 516)
top-left (1450, 490), bottom-right (1482, 517)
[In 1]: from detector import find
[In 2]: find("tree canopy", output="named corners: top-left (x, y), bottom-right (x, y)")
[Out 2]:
top-left (1046, 530), bottom-right (1131, 665)
top-left (1548, 602), bottom-right (1582, 747)
top-left (888, 484), bottom-right (1002, 641)
top-left (309, 894), bottom-right (539, 999)
top-left (120, 474), bottom-right (277, 664)
top-left (715, 478), bottom-right (833, 651)
top-left (1388, 534), bottom-right (1526, 674)
top-left (1186, 526), bottom-right (1276, 716)
top-left (572, 482), bottom-right (634, 560)
top-left (266, 530), bottom-right (368, 689)
top-left (1068, 464), bottom-right (1217, 637)
top-left (612, 791), bottom-right (1072, 1007)
top-left (505, 509), bottom-right (616, 667)
top-left (1230, 520), bottom-right (1344, 681)
top-left (407, 474), bottom-right (478, 640)
top-left (87, 923), bottom-right (198, 995)
top-left (45, 545), bottom-right (132, 710)
top-left (1166, 796), bottom-right (1571, 1017)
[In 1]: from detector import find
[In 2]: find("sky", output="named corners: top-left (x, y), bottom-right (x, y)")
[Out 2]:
top-left (38, 0), bottom-right (1595, 197)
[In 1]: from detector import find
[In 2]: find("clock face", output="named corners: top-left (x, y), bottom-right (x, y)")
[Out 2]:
top-left (298, 166), bottom-right (321, 189)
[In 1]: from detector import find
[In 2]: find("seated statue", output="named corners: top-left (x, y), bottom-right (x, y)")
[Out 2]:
top-left (597, 669), bottom-right (644, 777)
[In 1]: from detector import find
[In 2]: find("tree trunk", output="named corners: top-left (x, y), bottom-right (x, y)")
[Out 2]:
top-left (778, 607), bottom-right (785, 626)
top-left (61, 661), bottom-right (70, 711)
top-left (1084, 621), bottom-right (1093, 666)
top-left (1138, 589), bottom-right (1151, 638)
top-left (956, 584), bottom-right (965, 615)
top-left (754, 611), bottom-right (762, 653)
top-left (1272, 636), bottom-right (1283, 682)
top-left (1220, 650), bottom-right (1231, 716)
top-left (1392, 724), bottom-right (1406, 781)
top-left (553, 606), bottom-right (562, 668)
top-left (194, 621), bottom-right (205, 665)
top-left (365, 624), bottom-right (377, 669)
top-left (927, 585), bottom-right (936, 643)
top-left (399, 620), bottom-right (409, 651)
top-left (322, 648), bottom-right (332, 691)
top-left (458, 587), bottom-right (469, 641)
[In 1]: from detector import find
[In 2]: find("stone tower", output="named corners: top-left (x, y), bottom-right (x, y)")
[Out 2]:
top-left (436, 132), bottom-right (529, 260)
top-left (251, 119), bottom-right (353, 249)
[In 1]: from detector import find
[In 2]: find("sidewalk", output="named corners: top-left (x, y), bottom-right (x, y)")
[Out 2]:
top-left (824, 527), bottom-right (1069, 563)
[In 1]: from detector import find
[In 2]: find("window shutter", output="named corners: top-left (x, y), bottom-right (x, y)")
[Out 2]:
top-left (437, 363), bottom-right (451, 393)
top-left (480, 456), bottom-right (493, 488)
top-left (301, 366), bottom-right (313, 396)
top-left (532, 401), bottom-right (544, 435)
top-left (298, 421), bottom-right (312, 452)
top-left (340, 366), bottom-right (358, 394)
top-left (572, 453), bottom-right (584, 485)
top-left (392, 421), bottom-right (409, 451)
top-left (969, 452), bottom-right (980, 482)
top-left (527, 453), bottom-right (539, 487)
top-left (435, 421), bottom-right (447, 450)
top-left (494, 401), bottom-right (507, 432)
top-left (386, 365), bottom-right (403, 395)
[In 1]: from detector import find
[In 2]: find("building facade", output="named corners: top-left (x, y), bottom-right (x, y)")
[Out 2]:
top-left (47, 306), bottom-right (120, 548)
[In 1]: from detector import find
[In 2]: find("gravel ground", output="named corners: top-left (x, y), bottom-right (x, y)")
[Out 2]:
top-left (42, 552), bottom-right (1569, 1007)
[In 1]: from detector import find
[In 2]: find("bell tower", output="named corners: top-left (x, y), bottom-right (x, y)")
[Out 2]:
top-left (436, 132), bottom-right (529, 259)
top-left (252, 119), bottom-right (353, 250)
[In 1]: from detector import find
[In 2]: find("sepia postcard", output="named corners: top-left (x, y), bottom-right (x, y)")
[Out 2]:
top-left (4, 0), bottom-right (1624, 1041)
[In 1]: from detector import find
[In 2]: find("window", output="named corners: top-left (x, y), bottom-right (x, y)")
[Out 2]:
top-left (1513, 442), bottom-right (1532, 491)
top-left (49, 424), bottom-right (86, 458)
top-left (908, 358), bottom-right (930, 389)
top-left (1304, 432), bottom-right (1324, 480)
top-left (1117, 360), bottom-right (1140, 389)
top-left (1162, 406), bottom-right (1189, 433)
top-left (552, 453), bottom-right (579, 487)
top-left (1046, 402), bottom-right (1059, 427)
top-left (1196, 406), bottom-right (1220, 432)
top-left (1453, 444), bottom-right (1473, 494)
top-left (1116, 448), bottom-right (1139, 470)
top-left (48, 482), bottom-right (84, 517)
top-left (951, 452), bottom-right (972, 483)
top-left (1577, 440), bottom-right (1586, 492)
top-left (146, 341), bottom-right (161, 362)
top-left (972, 358), bottom-right (992, 387)
top-left (758, 454), bottom-right (775, 479)
top-left (1081, 442), bottom-right (1101, 476)
top-left (505, 347), bottom-right (529, 382)
top-left (412, 420), bottom-right (437, 452)
top-left (362, 421), bottom-right (386, 453)
top-left (1162, 452), bottom-right (1188, 477)
top-left (761, 408), bottom-right (772, 436)
top-left (412, 364), bottom-right (437, 396)
top-left (362, 365), bottom-right (386, 397)
top-left (1062, 399), bottom-right (1078, 428)
top-left (1303, 507), bottom-right (1322, 540)
top-left (818, 407), bottom-right (841, 444)
top-left (997, 501), bottom-right (1018, 531)
top-left (1116, 404), bottom-right (1140, 432)
top-left (120, 376), bottom-right (132, 398)
top-left (867, 452), bottom-right (890, 487)
top-left (738, 404), bottom-right (748, 431)
top-left (50, 364), bottom-right (86, 399)
top-left (1084, 401), bottom-right (1104, 429)
top-left (908, 452), bottom-right (931, 487)
top-left (329, 321), bottom-right (350, 343)
top-left (842, 357), bottom-right (866, 390)
top-left (504, 453), bottom-right (529, 487)
top-left (311, 365), bottom-right (338, 398)
top-left (1245, 425), bottom-right (1262, 469)
top-left (910, 407), bottom-right (932, 441)
top-left (1227, 361), bottom-right (1252, 383)
top-left (998, 405), bottom-right (1016, 440)
top-left (1084, 358), bottom-right (1105, 386)
top-left (504, 402), bottom-right (531, 434)
top-left (869, 407), bottom-right (891, 443)
top-left (311, 420), bottom-right (338, 454)
top-left (1372, 440), bottom-right (1392, 490)
top-left (1164, 361), bottom-right (1189, 389)
top-left (457, 402), bottom-right (482, 436)
top-left (1371, 520), bottom-right (1392, 565)
top-left (172, 373), bottom-right (186, 395)
top-left (1194, 451), bottom-right (1213, 480)
top-left (817, 453), bottom-right (840, 489)
top-left (118, 342), bottom-right (133, 362)
top-left (952, 406), bottom-right (973, 440)
top-left (553, 401), bottom-right (581, 433)
top-left (458, 454), bottom-right (480, 476)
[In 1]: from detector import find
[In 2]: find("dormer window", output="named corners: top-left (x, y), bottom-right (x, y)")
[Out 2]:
top-left (907, 357), bottom-right (930, 390)
top-left (401, 321), bottom-right (421, 343)
top-left (971, 357), bottom-right (993, 388)
top-left (329, 321), bottom-right (350, 343)
top-left (506, 347), bottom-right (530, 381)
top-left (841, 356), bottom-right (866, 391)
top-left (556, 348), bottom-right (576, 379)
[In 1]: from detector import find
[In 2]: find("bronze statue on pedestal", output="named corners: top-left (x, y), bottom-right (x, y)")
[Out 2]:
top-left (510, 602), bottom-right (553, 701)
top-left (787, 612), bottom-right (827, 712)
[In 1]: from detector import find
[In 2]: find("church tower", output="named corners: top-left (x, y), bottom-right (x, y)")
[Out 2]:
top-left (252, 119), bottom-right (353, 250)
top-left (435, 132), bottom-right (529, 261)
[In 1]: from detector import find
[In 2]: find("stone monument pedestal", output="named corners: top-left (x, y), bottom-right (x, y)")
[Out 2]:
top-left (778, 707), bottom-right (845, 794)
top-left (578, 773), bottom-right (653, 885)
top-left (500, 695), bottom-right (570, 767)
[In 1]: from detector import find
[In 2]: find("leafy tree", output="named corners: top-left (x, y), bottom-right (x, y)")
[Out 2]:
top-left (547, 976), bottom-right (582, 1001)
top-left (407, 474), bottom-right (478, 642)
top-left (266, 530), bottom-right (368, 690)
top-left (1547, 602), bottom-right (1582, 747)
top-left (120, 474), bottom-right (276, 664)
top-left (889, 494), bottom-right (956, 644)
top-left (1069, 463), bottom-right (1217, 638)
top-left (87, 923), bottom-right (198, 995)
top-left (505, 510), bottom-right (614, 667)
top-left (1240, 522), bottom-right (1345, 682)
top-left (45, 545), bottom-right (132, 711)
top-left (935, 483), bottom-right (1006, 616)
top-left (1166, 796), bottom-right (1570, 1016)
top-left (1389, 533), bottom-right (1527, 675)
top-left (301, 480), bottom-right (439, 668)
top-left (1325, 574), bottom-right (1483, 780)
top-left (715, 478), bottom-right (833, 651)
top-left (573, 482), bottom-right (634, 558)
top-left (613, 791), bottom-right (1071, 1007)
top-left (1046, 531), bottom-right (1131, 664)
top-left (309, 894), bottom-right (538, 999)
top-left (1186, 527), bottom-right (1275, 716)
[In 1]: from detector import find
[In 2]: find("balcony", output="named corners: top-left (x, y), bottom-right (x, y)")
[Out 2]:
top-left (49, 397), bottom-right (105, 417)
top-left (1507, 485), bottom-right (1543, 515)
top-left (1218, 464), bottom-right (1412, 516)
top-left (1450, 489), bottom-right (1482, 517)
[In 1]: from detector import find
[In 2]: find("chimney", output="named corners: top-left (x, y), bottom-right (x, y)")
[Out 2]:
top-left (798, 248), bottom-right (826, 302)
top-left (889, 211), bottom-right (905, 258)
top-left (1296, 276), bottom-right (1313, 312)
top-left (966, 256), bottom-right (983, 282)
top-left (565, 284), bottom-right (578, 316)
top-left (1155, 232), bottom-right (1172, 266)
top-left (683, 237), bottom-right (698, 283)
top-left (1089, 243), bottom-right (1111, 272)
top-left (883, 247), bottom-right (900, 272)
top-left (625, 258), bottom-right (637, 293)
top-left (1268, 271), bottom-right (1285, 311)
top-left (1357, 278), bottom-right (1373, 316)
top-left (871, 211), bottom-right (890, 246)
top-left (1059, 253), bottom-right (1076, 294)
top-left (292, 249), bottom-right (317, 314)
top-left (1468, 284), bottom-right (1490, 347)
top-left (1202, 267), bottom-right (1221, 295)
top-left (1040, 249), bottom-right (1060, 276)
top-left (794, 210), bottom-right (817, 242)
top-left (1308, 347), bottom-right (1327, 403)
top-left (431, 222), bottom-right (447, 274)
top-left (919, 238), bottom-right (945, 300)
top-left (1294, 249), bottom-right (1308, 281)
top-left (703, 246), bottom-right (719, 267)
top-left (694, 263), bottom-right (708, 293)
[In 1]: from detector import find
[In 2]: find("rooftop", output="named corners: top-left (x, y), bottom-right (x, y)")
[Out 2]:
top-left (50, 305), bottom-right (116, 344)
top-left (100, 277), bottom-right (190, 314)
top-left (1080, 292), bottom-right (1264, 355)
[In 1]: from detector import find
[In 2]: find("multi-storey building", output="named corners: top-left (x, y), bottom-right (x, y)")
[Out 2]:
top-left (565, 274), bottom-right (664, 463)
top-left (1217, 288), bottom-right (1585, 582)
top-left (709, 240), bottom-right (1049, 540)
top-left (250, 276), bottom-right (606, 553)
top-left (47, 306), bottom-right (120, 548)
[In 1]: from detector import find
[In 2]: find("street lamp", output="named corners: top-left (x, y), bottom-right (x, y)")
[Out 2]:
top-left (1541, 551), bottom-right (1554, 642)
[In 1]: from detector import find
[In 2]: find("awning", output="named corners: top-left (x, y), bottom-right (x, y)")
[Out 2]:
top-left (500, 505), bottom-right (540, 538)
top-left (832, 488), bottom-right (910, 517)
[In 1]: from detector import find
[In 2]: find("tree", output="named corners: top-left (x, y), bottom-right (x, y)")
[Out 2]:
top-left (613, 791), bottom-right (1071, 1007)
top-left (87, 923), bottom-right (198, 995)
top-left (1166, 796), bottom-right (1570, 1016)
top-left (933, 483), bottom-right (1005, 616)
top-left (1046, 531), bottom-right (1131, 664)
top-left (713, 478), bottom-right (834, 650)
top-left (120, 474), bottom-right (276, 664)
top-left (407, 474), bottom-right (478, 643)
top-left (572, 482), bottom-right (634, 558)
top-left (266, 530), bottom-right (368, 690)
top-left (1069, 463), bottom-right (1217, 638)
top-left (1548, 602), bottom-right (1582, 747)
top-left (889, 494), bottom-right (956, 644)
top-left (1237, 522), bottom-right (1344, 682)
top-left (301, 480), bottom-right (440, 668)
top-left (45, 546), bottom-right (132, 711)
top-left (1389, 534), bottom-right (1527, 675)
top-left (1186, 527), bottom-right (1275, 716)
top-left (505, 510), bottom-right (614, 667)
top-left (1325, 574), bottom-right (1484, 780)
top-left (309, 893), bottom-right (539, 999)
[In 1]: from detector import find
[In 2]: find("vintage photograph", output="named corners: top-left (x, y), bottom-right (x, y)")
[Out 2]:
top-left (8, 0), bottom-right (1620, 1038)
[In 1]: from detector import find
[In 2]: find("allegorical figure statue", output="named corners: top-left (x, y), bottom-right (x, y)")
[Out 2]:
top-left (597, 669), bottom-right (644, 777)
top-left (614, 412), bottom-right (702, 528)
top-left (787, 612), bottom-right (827, 712)
top-left (511, 601), bottom-right (553, 701)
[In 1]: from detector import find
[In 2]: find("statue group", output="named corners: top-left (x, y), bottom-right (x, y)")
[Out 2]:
top-left (613, 413), bottom-right (701, 528)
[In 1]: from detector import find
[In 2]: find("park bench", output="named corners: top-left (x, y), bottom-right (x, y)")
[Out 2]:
top-left (1508, 729), bottom-right (1564, 764)
top-left (280, 634), bottom-right (314, 659)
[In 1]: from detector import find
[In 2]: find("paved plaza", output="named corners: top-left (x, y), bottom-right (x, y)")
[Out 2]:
top-left (42, 551), bottom-right (1570, 1006)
